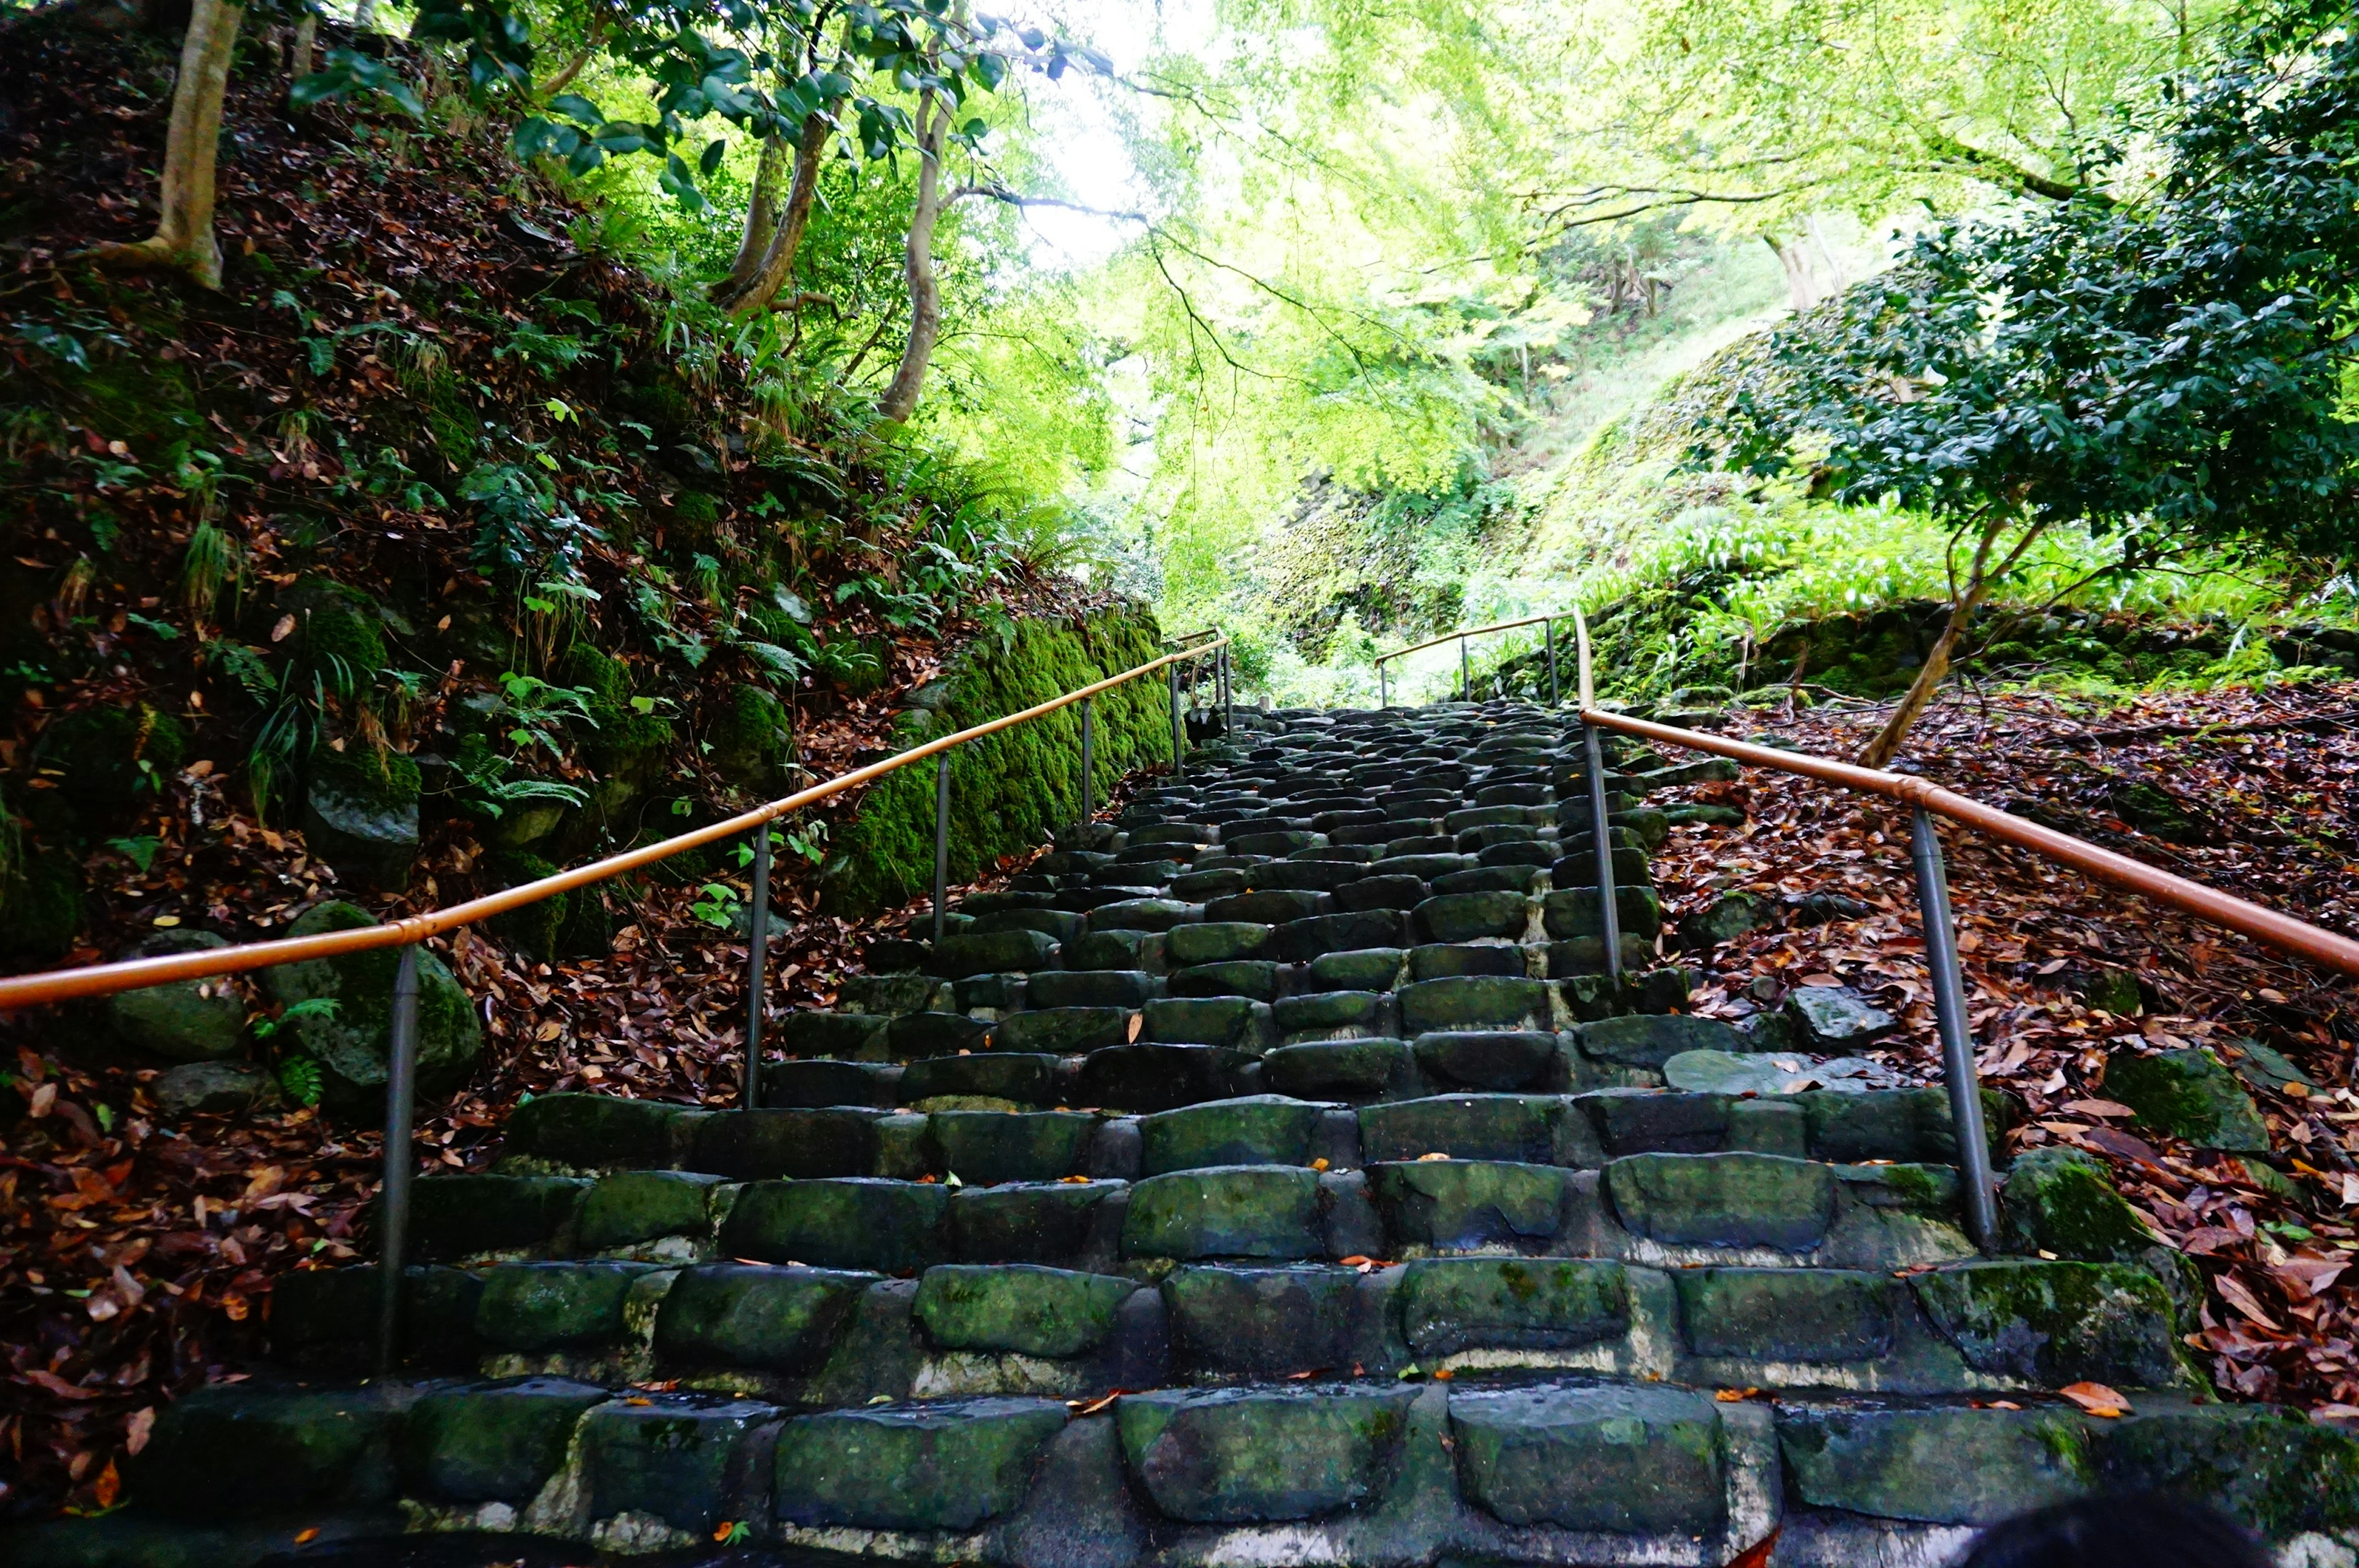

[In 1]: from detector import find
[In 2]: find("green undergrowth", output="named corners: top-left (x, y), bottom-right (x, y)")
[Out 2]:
top-left (821, 607), bottom-right (1168, 915)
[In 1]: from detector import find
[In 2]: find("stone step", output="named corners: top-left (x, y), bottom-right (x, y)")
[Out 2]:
top-left (408, 1145), bottom-right (1985, 1279)
top-left (47, 1370), bottom-right (2346, 1566)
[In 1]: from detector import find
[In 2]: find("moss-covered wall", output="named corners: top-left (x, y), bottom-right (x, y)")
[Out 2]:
top-left (822, 603), bottom-right (1170, 915)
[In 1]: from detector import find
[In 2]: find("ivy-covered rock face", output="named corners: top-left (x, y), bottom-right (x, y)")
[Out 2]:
top-left (821, 605), bottom-right (1169, 916)
top-left (262, 900), bottom-right (482, 1112)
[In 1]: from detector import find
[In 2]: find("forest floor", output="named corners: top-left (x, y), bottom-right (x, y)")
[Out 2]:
top-left (1650, 677), bottom-right (2359, 1419)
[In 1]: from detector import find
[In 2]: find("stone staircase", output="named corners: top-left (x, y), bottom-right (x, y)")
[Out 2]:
top-left (20, 700), bottom-right (2359, 1566)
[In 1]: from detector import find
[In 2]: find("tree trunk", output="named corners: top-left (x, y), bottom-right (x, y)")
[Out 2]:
top-left (722, 114), bottom-right (831, 318)
top-left (710, 133), bottom-right (788, 302)
top-left (352, 0), bottom-right (377, 29)
top-left (1856, 515), bottom-right (2046, 768)
top-left (91, 0), bottom-right (244, 289)
top-left (877, 90), bottom-right (946, 423)
top-left (288, 9), bottom-right (316, 89)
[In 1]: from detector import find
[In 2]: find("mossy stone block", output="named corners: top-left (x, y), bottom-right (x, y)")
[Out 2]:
top-left (1359, 1094), bottom-right (1552, 1164)
top-left (1607, 1153), bottom-right (1836, 1251)
top-left (1676, 1268), bottom-right (1895, 1362)
top-left (652, 1262), bottom-right (871, 1371)
top-left (1578, 1015), bottom-right (1742, 1069)
top-left (1088, 898), bottom-right (1199, 934)
top-left (953, 1179), bottom-right (1123, 1264)
top-left (1166, 922), bottom-right (1272, 965)
top-left (890, 1010), bottom-right (995, 1059)
top-left (1370, 1159), bottom-right (1575, 1252)
top-left (915, 1264), bottom-right (1134, 1357)
top-left (579, 1171), bottom-right (724, 1250)
top-left (1398, 976), bottom-right (1549, 1034)
top-left (998, 1007), bottom-right (1135, 1055)
top-left (104, 930), bottom-right (246, 1061)
top-left (720, 1178), bottom-right (952, 1271)
top-left (1076, 1043), bottom-right (1257, 1112)
top-left (779, 1012), bottom-right (893, 1059)
top-left (901, 1053), bottom-right (1060, 1107)
top-left (409, 1174), bottom-right (587, 1261)
top-left (580, 1394), bottom-right (779, 1534)
top-left (1143, 996), bottom-right (1275, 1050)
top-left (1412, 1030), bottom-right (1560, 1092)
top-left (969, 907), bottom-right (1089, 944)
top-left (839, 974), bottom-right (950, 1017)
top-left (35, 701), bottom-right (189, 833)
top-left (774, 1396), bottom-right (1068, 1530)
top-left (1412, 892), bottom-right (1531, 944)
top-left (134, 1384), bottom-right (404, 1518)
top-left (933, 1110), bottom-right (1097, 1186)
top-left (1778, 1405), bottom-right (2090, 1526)
top-left (934, 928), bottom-right (1060, 978)
top-left (687, 1107), bottom-right (880, 1181)
top-left (1124, 1166), bottom-right (1324, 1260)
top-left (265, 901), bottom-right (482, 1110)
top-left (1541, 886), bottom-right (1662, 941)
top-left (2094, 1404), bottom-right (2359, 1538)
top-left (1264, 1038), bottom-right (1415, 1102)
top-left (1206, 889), bottom-right (1330, 926)
top-left (1138, 1095), bottom-right (1325, 1175)
top-left (1171, 961), bottom-right (1281, 1002)
top-left (476, 1261), bottom-right (656, 1351)
top-left (1273, 989), bottom-right (1385, 1036)
top-left (507, 1093), bottom-right (690, 1169)
top-left (401, 1376), bottom-right (609, 1502)
top-left (303, 747), bottom-right (423, 892)
top-left (1336, 873), bottom-right (1430, 913)
top-left (1118, 1386), bottom-right (1418, 1523)
top-left (1912, 1260), bottom-right (2191, 1389)
top-left (1270, 911), bottom-right (1409, 962)
top-left (2000, 1147), bottom-right (2157, 1262)
top-left (765, 1059), bottom-right (903, 1109)
top-left (1582, 1090), bottom-right (1732, 1156)
top-left (1026, 970), bottom-right (1159, 1009)
top-left (1408, 943), bottom-right (1521, 981)
top-left (1449, 1383), bottom-right (1725, 1533)
top-left (1162, 1265), bottom-right (1357, 1376)
top-left (1401, 1258), bottom-right (1629, 1357)
top-left (1303, 948), bottom-right (1406, 993)
top-left (2106, 1047), bottom-right (2271, 1151)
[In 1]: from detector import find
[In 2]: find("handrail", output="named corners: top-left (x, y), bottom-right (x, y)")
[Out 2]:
top-left (1566, 607), bottom-right (2359, 978)
top-left (0, 637), bottom-right (1229, 1010)
top-left (1374, 613), bottom-right (1557, 666)
top-left (1373, 612), bottom-right (1567, 708)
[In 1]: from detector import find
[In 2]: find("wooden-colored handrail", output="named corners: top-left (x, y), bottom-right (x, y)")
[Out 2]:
top-left (0, 638), bottom-right (1228, 1009)
top-left (1375, 612), bottom-right (1557, 667)
top-left (1567, 607), bottom-right (2359, 980)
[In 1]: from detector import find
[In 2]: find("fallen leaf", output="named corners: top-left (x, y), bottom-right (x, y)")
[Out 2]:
top-left (2214, 1273), bottom-right (2285, 1332)
top-left (124, 1407), bottom-right (154, 1455)
top-left (2062, 1099), bottom-right (2134, 1118)
top-left (2058, 1383), bottom-right (2130, 1417)
top-left (271, 615), bottom-right (297, 642)
top-left (92, 1459), bottom-right (119, 1510)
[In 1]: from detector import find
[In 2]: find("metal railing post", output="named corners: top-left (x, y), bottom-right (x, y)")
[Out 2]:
top-left (374, 943), bottom-right (421, 1376)
top-left (1460, 636), bottom-right (1472, 703)
top-left (1168, 663), bottom-right (1185, 779)
top-left (743, 824), bottom-right (772, 1110)
top-left (1545, 618), bottom-right (1559, 707)
top-left (1912, 806), bottom-right (1999, 1252)
top-left (1379, 661), bottom-right (1390, 709)
top-left (1220, 645), bottom-right (1234, 736)
top-left (1079, 696), bottom-right (1095, 827)
top-left (1583, 725), bottom-right (1622, 988)
top-left (931, 752), bottom-right (952, 944)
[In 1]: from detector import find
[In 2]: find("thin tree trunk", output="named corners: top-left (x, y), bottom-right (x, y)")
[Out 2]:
top-left (878, 89), bottom-right (946, 423)
top-left (289, 9), bottom-right (316, 88)
top-left (722, 113), bottom-right (831, 318)
top-left (91, 0), bottom-right (245, 289)
top-left (1856, 515), bottom-right (2048, 768)
top-left (710, 133), bottom-right (788, 302)
top-left (351, 0), bottom-right (377, 29)
top-left (538, 40), bottom-right (597, 99)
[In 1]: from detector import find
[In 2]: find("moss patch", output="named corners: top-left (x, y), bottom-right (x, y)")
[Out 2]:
top-left (822, 605), bottom-right (1168, 915)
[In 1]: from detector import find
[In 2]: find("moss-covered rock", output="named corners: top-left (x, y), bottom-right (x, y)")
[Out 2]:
top-left (705, 682), bottom-right (793, 797)
top-left (303, 746), bottom-right (421, 891)
top-left (263, 901), bottom-right (482, 1112)
top-left (34, 701), bottom-right (187, 832)
top-left (0, 837), bottom-right (86, 966)
top-left (280, 577), bottom-right (391, 679)
top-left (104, 929), bottom-right (248, 1061)
top-left (822, 605), bottom-right (1168, 916)
top-left (2000, 1147), bottom-right (2154, 1261)
top-left (2106, 1046), bottom-right (2271, 1152)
